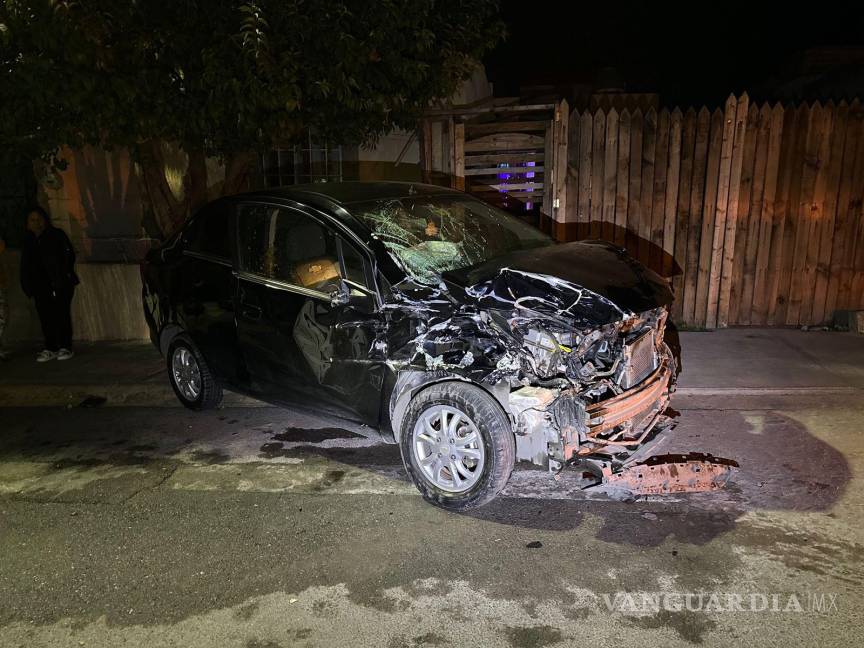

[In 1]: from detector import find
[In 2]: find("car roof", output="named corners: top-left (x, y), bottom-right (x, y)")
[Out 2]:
top-left (228, 181), bottom-right (466, 246)
top-left (252, 181), bottom-right (463, 206)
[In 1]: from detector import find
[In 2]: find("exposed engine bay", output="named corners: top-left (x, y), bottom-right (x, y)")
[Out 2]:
top-left (505, 305), bottom-right (675, 477)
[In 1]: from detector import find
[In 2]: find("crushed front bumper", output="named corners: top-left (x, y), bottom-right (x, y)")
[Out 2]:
top-left (508, 345), bottom-right (738, 493)
top-left (510, 346), bottom-right (675, 463)
top-left (578, 353), bottom-right (674, 453)
top-left (510, 347), bottom-right (675, 468)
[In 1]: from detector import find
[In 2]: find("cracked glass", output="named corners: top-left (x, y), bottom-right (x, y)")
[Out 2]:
top-left (348, 196), bottom-right (553, 285)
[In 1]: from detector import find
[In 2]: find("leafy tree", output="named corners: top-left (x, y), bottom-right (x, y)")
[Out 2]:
top-left (0, 1), bottom-right (504, 237)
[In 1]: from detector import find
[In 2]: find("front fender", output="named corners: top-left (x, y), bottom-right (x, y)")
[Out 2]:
top-left (387, 370), bottom-right (510, 442)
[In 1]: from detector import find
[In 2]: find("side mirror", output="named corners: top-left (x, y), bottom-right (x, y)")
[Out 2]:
top-left (329, 283), bottom-right (350, 307)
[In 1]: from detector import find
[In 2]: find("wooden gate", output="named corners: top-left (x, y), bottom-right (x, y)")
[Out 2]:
top-left (420, 100), bottom-right (568, 221)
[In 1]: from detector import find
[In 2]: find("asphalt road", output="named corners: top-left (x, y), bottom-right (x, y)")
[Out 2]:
top-left (1, 393), bottom-right (862, 647)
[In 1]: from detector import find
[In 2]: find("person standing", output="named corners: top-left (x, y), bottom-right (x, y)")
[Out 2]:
top-left (0, 231), bottom-right (8, 360)
top-left (20, 207), bottom-right (79, 362)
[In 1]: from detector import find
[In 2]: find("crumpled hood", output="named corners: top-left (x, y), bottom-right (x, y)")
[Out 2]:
top-left (442, 240), bottom-right (673, 324)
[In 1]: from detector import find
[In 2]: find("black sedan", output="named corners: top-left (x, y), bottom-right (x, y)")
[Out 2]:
top-left (141, 182), bottom-right (676, 509)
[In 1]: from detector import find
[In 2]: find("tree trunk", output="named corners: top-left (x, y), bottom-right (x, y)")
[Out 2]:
top-left (223, 151), bottom-right (258, 196)
top-left (185, 149), bottom-right (209, 216)
top-left (137, 140), bottom-right (185, 239)
top-left (137, 145), bottom-right (259, 239)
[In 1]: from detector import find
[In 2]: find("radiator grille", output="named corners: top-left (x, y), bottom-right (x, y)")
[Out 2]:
top-left (621, 330), bottom-right (657, 388)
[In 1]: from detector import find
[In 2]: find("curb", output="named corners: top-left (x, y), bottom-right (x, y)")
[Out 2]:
top-left (676, 386), bottom-right (862, 396)
top-left (1, 383), bottom-right (860, 409)
top-left (0, 384), bottom-right (273, 408)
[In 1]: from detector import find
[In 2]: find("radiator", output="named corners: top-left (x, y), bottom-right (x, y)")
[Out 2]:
top-left (621, 329), bottom-right (658, 388)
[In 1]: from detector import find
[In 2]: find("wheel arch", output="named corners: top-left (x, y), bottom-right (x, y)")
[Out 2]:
top-left (158, 323), bottom-right (185, 357)
top-left (388, 370), bottom-right (512, 443)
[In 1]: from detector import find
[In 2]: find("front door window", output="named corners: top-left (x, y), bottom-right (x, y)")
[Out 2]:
top-left (237, 204), bottom-right (343, 295)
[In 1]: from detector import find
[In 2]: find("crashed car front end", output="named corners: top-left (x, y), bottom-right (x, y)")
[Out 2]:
top-left (348, 193), bottom-right (734, 493)
top-left (506, 305), bottom-right (675, 478)
top-left (398, 266), bottom-right (678, 486)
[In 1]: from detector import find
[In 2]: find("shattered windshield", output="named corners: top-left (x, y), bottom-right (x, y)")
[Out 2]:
top-left (348, 195), bottom-right (554, 285)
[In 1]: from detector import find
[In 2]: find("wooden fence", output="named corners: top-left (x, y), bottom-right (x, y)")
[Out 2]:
top-left (422, 94), bottom-right (864, 327)
top-left (563, 94), bottom-right (864, 328)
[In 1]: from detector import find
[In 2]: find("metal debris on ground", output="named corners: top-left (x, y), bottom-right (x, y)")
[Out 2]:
top-left (601, 453), bottom-right (739, 495)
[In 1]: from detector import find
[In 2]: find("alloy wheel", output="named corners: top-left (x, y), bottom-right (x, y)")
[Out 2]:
top-left (411, 404), bottom-right (486, 493)
top-left (171, 347), bottom-right (202, 401)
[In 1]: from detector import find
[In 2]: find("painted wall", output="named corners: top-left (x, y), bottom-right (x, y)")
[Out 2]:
top-left (1, 250), bottom-right (148, 344)
top-left (348, 66), bottom-right (493, 183)
top-left (352, 129), bottom-right (422, 182)
top-left (35, 146), bottom-right (153, 263)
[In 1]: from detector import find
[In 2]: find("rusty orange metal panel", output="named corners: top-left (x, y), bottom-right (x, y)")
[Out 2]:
top-left (586, 357), bottom-right (672, 434)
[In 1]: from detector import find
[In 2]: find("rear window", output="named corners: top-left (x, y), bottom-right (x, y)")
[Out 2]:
top-left (186, 203), bottom-right (231, 259)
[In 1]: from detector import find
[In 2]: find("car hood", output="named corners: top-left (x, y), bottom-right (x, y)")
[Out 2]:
top-left (442, 240), bottom-right (673, 325)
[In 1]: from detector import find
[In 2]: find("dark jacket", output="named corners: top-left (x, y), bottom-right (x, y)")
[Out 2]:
top-left (20, 226), bottom-right (80, 297)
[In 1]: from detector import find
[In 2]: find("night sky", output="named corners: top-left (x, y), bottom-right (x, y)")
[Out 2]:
top-left (484, 0), bottom-right (864, 107)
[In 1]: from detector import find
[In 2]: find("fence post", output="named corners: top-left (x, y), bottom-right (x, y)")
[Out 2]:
top-left (707, 94), bottom-right (742, 328)
top-left (717, 93), bottom-right (750, 328)
top-left (554, 99), bottom-right (569, 237)
top-left (452, 123), bottom-right (465, 190)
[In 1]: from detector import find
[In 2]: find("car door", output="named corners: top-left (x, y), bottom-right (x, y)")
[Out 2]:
top-left (177, 200), bottom-right (240, 383)
top-left (234, 202), bottom-right (385, 424)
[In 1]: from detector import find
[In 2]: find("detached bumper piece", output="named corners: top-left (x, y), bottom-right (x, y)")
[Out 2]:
top-left (510, 334), bottom-right (739, 496)
top-left (602, 453), bottom-right (739, 494)
top-left (561, 355), bottom-right (739, 495)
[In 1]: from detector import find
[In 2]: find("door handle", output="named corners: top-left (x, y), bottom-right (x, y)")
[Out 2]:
top-left (241, 304), bottom-right (262, 320)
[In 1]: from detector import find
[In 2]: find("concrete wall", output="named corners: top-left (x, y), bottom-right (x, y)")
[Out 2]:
top-left (451, 66), bottom-right (494, 106)
top-left (351, 129), bottom-right (423, 182)
top-left (1, 251), bottom-right (148, 344)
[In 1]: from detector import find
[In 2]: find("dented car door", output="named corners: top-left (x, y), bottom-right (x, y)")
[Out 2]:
top-left (235, 201), bottom-right (384, 424)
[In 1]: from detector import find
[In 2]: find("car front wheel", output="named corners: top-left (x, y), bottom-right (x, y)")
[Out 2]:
top-left (400, 382), bottom-right (515, 511)
top-left (167, 334), bottom-right (223, 410)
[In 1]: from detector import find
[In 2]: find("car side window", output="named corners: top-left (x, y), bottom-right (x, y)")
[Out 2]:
top-left (187, 203), bottom-right (231, 260)
top-left (340, 240), bottom-right (371, 292)
top-left (238, 204), bottom-right (342, 294)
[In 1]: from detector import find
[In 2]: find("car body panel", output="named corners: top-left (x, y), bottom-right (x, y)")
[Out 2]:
top-left (235, 272), bottom-right (385, 424)
top-left (176, 253), bottom-right (239, 382)
top-left (444, 239), bottom-right (673, 319)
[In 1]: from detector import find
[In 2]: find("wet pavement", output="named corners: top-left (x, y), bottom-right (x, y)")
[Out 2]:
top-left (0, 390), bottom-right (862, 647)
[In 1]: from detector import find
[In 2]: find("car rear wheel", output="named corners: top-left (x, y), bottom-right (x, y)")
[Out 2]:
top-left (167, 335), bottom-right (223, 410)
top-left (400, 382), bottom-right (515, 511)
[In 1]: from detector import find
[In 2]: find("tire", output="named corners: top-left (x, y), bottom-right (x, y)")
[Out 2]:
top-left (166, 334), bottom-right (223, 410)
top-left (400, 382), bottom-right (515, 511)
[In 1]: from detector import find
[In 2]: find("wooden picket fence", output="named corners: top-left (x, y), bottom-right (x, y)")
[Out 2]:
top-left (561, 94), bottom-right (864, 328)
top-left (421, 94), bottom-right (864, 327)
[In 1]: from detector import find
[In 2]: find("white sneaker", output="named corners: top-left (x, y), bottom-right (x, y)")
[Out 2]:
top-left (36, 350), bottom-right (57, 362)
top-left (57, 348), bottom-right (74, 361)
